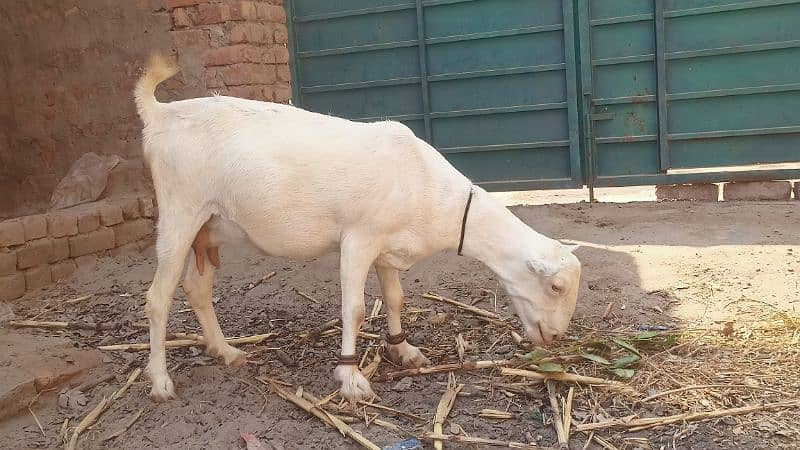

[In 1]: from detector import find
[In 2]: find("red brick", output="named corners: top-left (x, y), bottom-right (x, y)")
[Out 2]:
top-left (198, 3), bottom-right (231, 24)
top-left (227, 23), bottom-right (273, 45)
top-left (0, 273), bottom-right (25, 301)
top-left (274, 82), bottom-right (291, 103)
top-left (204, 68), bottom-right (225, 89)
top-left (793, 182), bottom-right (799, 200)
top-left (51, 260), bottom-right (77, 282)
top-left (656, 184), bottom-right (718, 202)
top-left (47, 212), bottom-right (78, 238)
top-left (277, 64), bottom-right (291, 82)
top-left (273, 24), bottom-right (288, 44)
top-left (116, 198), bottom-right (141, 220)
top-left (273, 46), bottom-right (289, 64)
top-left (172, 7), bottom-right (193, 28)
top-left (68, 228), bottom-right (115, 257)
top-left (25, 265), bottom-right (52, 291)
top-left (16, 238), bottom-right (53, 269)
top-left (222, 63), bottom-right (276, 86)
top-left (99, 204), bottom-right (124, 226)
top-left (20, 215), bottom-right (47, 241)
top-left (0, 220), bottom-right (25, 247)
top-left (172, 29), bottom-right (209, 48)
top-left (165, 0), bottom-right (205, 8)
top-left (50, 238), bottom-right (70, 263)
top-left (204, 44), bottom-right (273, 66)
top-left (113, 219), bottom-right (154, 246)
top-left (723, 181), bottom-right (792, 201)
top-left (230, 1), bottom-right (258, 20)
top-left (0, 250), bottom-right (16, 276)
top-left (77, 210), bottom-right (100, 234)
top-left (139, 197), bottom-right (156, 218)
top-left (257, 4), bottom-right (286, 22)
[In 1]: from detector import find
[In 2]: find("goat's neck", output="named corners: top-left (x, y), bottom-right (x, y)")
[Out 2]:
top-left (458, 190), bottom-right (552, 279)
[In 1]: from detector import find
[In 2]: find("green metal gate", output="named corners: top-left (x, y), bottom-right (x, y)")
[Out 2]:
top-left (286, 0), bottom-right (800, 190)
top-left (581, 0), bottom-right (800, 189)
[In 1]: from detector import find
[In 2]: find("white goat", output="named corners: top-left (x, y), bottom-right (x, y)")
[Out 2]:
top-left (135, 55), bottom-right (581, 403)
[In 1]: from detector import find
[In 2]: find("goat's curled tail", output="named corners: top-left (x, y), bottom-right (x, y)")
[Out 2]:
top-left (134, 52), bottom-right (179, 126)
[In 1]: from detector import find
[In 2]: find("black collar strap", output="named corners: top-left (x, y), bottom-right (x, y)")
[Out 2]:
top-left (457, 186), bottom-right (475, 256)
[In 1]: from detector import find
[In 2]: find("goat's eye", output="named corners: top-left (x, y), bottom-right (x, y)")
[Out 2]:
top-left (550, 283), bottom-right (564, 295)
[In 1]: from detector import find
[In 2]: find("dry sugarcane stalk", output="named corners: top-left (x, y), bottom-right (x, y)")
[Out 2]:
top-left (66, 367), bottom-right (142, 450)
top-left (420, 292), bottom-right (501, 319)
top-left (98, 332), bottom-right (278, 351)
top-left (563, 386), bottom-right (575, 440)
top-left (575, 398), bottom-right (800, 432)
top-left (510, 331), bottom-right (534, 351)
top-left (433, 374), bottom-right (463, 450)
top-left (380, 359), bottom-right (513, 382)
top-left (639, 383), bottom-right (790, 403)
top-left (302, 390), bottom-right (403, 433)
top-left (66, 396), bottom-right (109, 450)
top-left (268, 382), bottom-right (380, 450)
top-left (59, 418), bottom-right (69, 444)
top-left (500, 367), bottom-right (634, 393)
top-left (480, 409), bottom-right (515, 420)
top-left (293, 288), bottom-right (320, 304)
top-left (9, 319), bottom-right (113, 331)
top-left (110, 368), bottom-right (141, 401)
top-left (100, 408), bottom-right (144, 442)
top-left (299, 318), bottom-right (341, 340)
top-left (358, 401), bottom-right (428, 423)
top-left (64, 294), bottom-right (94, 305)
top-left (547, 382), bottom-right (568, 448)
top-left (420, 432), bottom-right (539, 449)
top-left (361, 350), bottom-right (382, 381)
top-left (247, 271), bottom-right (277, 290)
top-left (455, 334), bottom-right (467, 361)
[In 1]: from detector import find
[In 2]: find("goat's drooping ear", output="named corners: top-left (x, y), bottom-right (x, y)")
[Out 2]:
top-left (526, 259), bottom-right (558, 277)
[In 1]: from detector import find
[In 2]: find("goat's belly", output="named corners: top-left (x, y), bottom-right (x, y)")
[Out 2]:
top-left (208, 216), bottom-right (339, 258)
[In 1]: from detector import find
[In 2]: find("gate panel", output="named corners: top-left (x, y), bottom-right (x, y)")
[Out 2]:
top-left (287, 0), bottom-right (583, 190)
top-left (581, 0), bottom-right (800, 187)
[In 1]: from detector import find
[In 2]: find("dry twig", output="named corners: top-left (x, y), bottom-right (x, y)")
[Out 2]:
top-left (98, 333), bottom-right (277, 351)
top-left (575, 398), bottom-right (800, 432)
top-left (267, 381), bottom-right (380, 450)
top-left (420, 432), bottom-right (539, 449)
top-left (380, 359), bottom-right (512, 381)
top-left (433, 374), bottom-right (463, 450)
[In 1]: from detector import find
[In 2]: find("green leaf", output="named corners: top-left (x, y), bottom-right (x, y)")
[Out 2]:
top-left (634, 330), bottom-right (660, 340)
top-left (537, 362), bottom-right (564, 372)
top-left (580, 353), bottom-right (611, 365)
top-left (663, 334), bottom-right (679, 347)
top-left (610, 368), bottom-right (635, 379)
top-left (611, 338), bottom-right (641, 356)
top-left (611, 354), bottom-right (641, 368)
top-left (524, 349), bottom-right (548, 362)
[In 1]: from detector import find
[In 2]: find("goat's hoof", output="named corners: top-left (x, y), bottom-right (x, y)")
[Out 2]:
top-left (148, 375), bottom-right (176, 402)
top-left (212, 345), bottom-right (247, 367)
top-left (334, 365), bottom-right (375, 405)
top-left (388, 341), bottom-right (431, 369)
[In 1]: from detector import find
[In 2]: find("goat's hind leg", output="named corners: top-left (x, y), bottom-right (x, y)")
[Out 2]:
top-left (145, 214), bottom-right (204, 402)
top-left (183, 229), bottom-right (245, 367)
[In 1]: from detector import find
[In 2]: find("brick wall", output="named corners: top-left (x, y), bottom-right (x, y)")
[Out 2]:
top-left (0, 195), bottom-right (157, 301)
top-left (0, 0), bottom-right (290, 219)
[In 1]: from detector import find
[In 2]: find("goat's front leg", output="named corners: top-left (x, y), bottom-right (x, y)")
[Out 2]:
top-left (376, 265), bottom-right (430, 368)
top-left (334, 236), bottom-right (377, 405)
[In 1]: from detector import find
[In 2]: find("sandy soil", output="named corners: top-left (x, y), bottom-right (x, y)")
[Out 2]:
top-left (1, 200), bottom-right (798, 450)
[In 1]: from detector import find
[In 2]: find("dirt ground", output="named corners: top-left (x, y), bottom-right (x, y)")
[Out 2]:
top-left (1, 198), bottom-right (798, 450)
